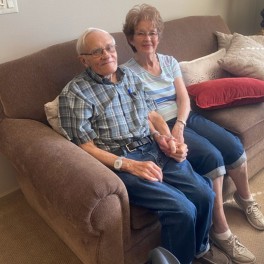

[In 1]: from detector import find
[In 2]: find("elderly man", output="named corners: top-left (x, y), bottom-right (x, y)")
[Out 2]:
top-left (58, 27), bottom-right (230, 264)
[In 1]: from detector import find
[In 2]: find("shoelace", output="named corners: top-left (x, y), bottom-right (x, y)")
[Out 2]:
top-left (228, 235), bottom-right (247, 254)
top-left (246, 202), bottom-right (262, 219)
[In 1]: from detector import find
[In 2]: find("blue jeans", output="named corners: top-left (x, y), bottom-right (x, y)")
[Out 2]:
top-left (115, 142), bottom-right (214, 264)
top-left (167, 111), bottom-right (246, 180)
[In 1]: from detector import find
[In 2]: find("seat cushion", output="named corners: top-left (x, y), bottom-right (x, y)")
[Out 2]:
top-left (192, 102), bottom-right (264, 150)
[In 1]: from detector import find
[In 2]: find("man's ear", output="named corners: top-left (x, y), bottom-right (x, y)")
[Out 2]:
top-left (79, 55), bottom-right (89, 67)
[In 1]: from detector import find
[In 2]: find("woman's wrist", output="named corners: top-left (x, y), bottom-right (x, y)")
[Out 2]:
top-left (176, 119), bottom-right (186, 127)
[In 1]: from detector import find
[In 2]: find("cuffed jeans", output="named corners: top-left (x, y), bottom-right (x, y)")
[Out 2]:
top-left (115, 141), bottom-right (214, 264)
top-left (167, 111), bottom-right (246, 180)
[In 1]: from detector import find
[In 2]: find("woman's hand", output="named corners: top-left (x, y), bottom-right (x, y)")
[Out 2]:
top-left (154, 134), bottom-right (177, 154)
top-left (154, 134), bottom-right (188, 163)
top-left (169, 142), bottom-right (188, 162)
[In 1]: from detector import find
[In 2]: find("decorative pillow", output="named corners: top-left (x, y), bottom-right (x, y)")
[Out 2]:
top-left (218, 33), bottom-right (264, 80)
top-left (44, 96), bottom-right (70, 140)
top-left (179, 49), bottom-right (230, 87)
top-left (187, 77), bottom-right (264, 109)
top-left (215, 31), bottom-right (264, 50)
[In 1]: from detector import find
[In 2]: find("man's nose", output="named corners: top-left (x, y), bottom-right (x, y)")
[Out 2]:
top-left (101, 49), bottom-right (111, 58)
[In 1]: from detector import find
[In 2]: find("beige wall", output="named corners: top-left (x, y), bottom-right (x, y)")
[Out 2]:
top-left (0, 0), bottom-right (262, 197)
top-left (0, 0), bottom-right (261, 64)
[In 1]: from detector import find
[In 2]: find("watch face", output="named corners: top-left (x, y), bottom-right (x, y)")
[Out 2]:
top-left (114, 157), bottom-right (123, 170)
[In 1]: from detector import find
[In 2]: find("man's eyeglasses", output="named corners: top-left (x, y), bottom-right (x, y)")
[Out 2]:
top-left (134, 31), bottom-right (158, 38)
top-left (80, 44), bottom-right (117, 58)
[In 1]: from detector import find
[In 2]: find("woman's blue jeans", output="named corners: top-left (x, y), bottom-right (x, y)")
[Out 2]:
top-left (167, 111), bottom-right (246, 180)
top-left (115, 142), bottom-right (214, 264)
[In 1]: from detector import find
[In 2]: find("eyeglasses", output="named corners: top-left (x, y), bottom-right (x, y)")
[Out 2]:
top-left (80, 44), bottom-right (117, 58)
top-left (134, 31), bottom-right (158, 38)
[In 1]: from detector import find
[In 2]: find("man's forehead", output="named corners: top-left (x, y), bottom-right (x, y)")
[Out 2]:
top-left (85, 31), bottom-right (113, 47)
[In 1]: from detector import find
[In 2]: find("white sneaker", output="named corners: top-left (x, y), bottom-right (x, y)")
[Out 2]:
top-left (234, 191), bottom-right (264, 231)
top-left (210, 231), bottom-right (256, 264)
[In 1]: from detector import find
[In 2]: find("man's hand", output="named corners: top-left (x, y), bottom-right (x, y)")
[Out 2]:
top-left (80, 140), bottom-right (163, 182)
top-left (125, 159), bottom-right (163, 182)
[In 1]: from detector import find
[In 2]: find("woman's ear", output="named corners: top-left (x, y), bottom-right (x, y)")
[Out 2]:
top-left (128, 36), bottom-right (135, 47)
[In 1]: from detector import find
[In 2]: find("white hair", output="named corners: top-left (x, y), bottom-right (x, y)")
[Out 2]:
top-left (76, 27), bottom-right (115, 55)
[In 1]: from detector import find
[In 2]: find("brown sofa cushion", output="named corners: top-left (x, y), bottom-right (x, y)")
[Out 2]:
top-left (0, 40), bottom-right (83, 123)
top-left (192, 102), bottom-right (264, 150)
top-left (130, 206), bottom-right (158, 230)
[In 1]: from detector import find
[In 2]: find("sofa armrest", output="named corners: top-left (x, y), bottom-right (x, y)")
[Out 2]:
top-left (0, 118), bottom-right (130, 264)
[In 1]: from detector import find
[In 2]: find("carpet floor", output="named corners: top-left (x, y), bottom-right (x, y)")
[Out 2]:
top-left (1, 170), bottom-right (264, 264)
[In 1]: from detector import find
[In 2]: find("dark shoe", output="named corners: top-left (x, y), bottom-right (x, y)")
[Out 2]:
top-left (148, 247), bottom-right (181, 264)
top-left (196, 244), bottom-right (231, 264)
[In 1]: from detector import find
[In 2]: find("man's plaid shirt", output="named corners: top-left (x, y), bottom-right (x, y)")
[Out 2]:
top-left (58, 66), bottom-right (157, 152)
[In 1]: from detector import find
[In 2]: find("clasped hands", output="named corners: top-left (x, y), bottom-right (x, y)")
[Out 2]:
top-left (124, 134), bottom-right (188, 183)
top-left (155, 134), bottom-right (188, 163)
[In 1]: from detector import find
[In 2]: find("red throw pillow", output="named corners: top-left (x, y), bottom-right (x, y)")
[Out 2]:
top-left (187, 77), bottom-right (264, 109)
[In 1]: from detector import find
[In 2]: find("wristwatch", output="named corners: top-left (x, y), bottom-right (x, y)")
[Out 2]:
top-left (114, 157), bottom-right (123, 171)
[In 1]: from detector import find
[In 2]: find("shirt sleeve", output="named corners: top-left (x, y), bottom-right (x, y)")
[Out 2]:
top-left (170, 56), bottom-right (182, 79)
top-left (58, 82), bottom-right (97, 146)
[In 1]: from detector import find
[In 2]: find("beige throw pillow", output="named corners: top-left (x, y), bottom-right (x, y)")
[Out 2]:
top-left (179, 49), bottom-right (230, 87)
top-left (215, 31), bottom-right (264, 50)
top-left (218, 33), bottom-right (264, 80)
top-left (44, 96), bottom-right (70, 140)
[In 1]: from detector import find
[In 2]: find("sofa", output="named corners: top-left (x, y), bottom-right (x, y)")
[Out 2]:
top-left (0, 15), bottom-right (264, 264)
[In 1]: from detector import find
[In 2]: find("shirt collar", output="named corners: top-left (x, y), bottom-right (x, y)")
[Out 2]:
top-left (85, 67), bottom-right (125, 84)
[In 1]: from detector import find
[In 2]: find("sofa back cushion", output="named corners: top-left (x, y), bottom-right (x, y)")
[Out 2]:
top-left (157, 15), bottom-right (230, 62)
top-left (0, 40), bottom-right (83, 123)
top-left (0, 16), bottom-right (230, 123)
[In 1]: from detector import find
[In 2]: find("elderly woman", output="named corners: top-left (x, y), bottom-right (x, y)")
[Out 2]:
top-left (122, 4), bottom-right (264, 264)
